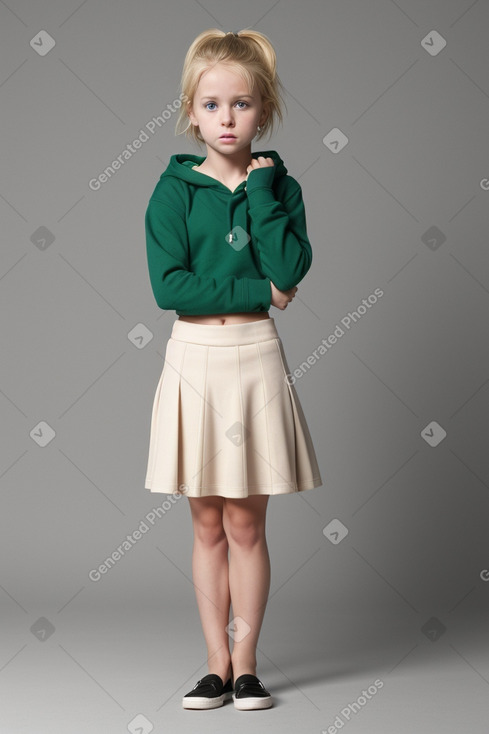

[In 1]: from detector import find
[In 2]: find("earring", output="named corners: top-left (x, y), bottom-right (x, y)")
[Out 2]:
top-left (257, 125), bottom-right (262, 132)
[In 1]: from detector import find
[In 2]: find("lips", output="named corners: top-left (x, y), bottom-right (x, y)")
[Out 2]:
top-left (220, 135), bottom-right (236, 138)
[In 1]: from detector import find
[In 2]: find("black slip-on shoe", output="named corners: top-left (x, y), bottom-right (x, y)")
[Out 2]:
top-left (182, 673), bottom-right (234, 710)
top-left (233, 673), bottom-right (273, 710)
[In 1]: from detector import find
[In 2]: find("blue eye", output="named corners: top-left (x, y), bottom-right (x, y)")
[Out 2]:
top-left (203, 101), bottom-right (249, 110)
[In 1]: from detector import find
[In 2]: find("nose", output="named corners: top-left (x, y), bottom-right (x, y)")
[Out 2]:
top-left (220, 106), bottom-right (235, 127)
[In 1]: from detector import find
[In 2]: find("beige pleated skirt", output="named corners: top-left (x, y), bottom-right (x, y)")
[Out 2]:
top-left (144, 317), bottom-right (323, 499)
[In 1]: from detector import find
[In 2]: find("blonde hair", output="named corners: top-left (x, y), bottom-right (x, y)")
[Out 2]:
top-left (175, 28), bottom-right (287, 145)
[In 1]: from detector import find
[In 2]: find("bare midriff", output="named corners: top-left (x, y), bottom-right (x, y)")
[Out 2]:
top-left (178, 312), bottom-right (270, 325)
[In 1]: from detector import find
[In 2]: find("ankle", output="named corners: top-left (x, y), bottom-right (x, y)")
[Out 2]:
top-left (208, 658), bottom-right (232, 683)
top-left (231, 656), bottom-right (257, 681)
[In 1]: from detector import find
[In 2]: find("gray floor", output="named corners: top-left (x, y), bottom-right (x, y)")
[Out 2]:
top-left (2, 601), bottom-right (488, 733)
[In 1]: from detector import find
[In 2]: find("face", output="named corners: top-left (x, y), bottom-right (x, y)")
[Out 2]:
top-left (188, 63), bottom-right (268, 154)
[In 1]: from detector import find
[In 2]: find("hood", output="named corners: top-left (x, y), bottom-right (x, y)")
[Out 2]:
top-left (162, 149), bottom-right (288, 188)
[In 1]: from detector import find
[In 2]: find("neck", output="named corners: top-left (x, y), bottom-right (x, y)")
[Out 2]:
top-left (201, 145), bottom-right (253, 178)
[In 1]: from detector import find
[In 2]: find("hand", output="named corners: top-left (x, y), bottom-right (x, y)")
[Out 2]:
top-left (270, 280), bottom-right (298, 310)
top-left (246, 156), bottom-right (274, 179)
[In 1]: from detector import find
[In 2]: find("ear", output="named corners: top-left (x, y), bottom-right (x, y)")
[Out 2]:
top-left (258, 105), bottom-right (270, 128)
top-left (187, 101), bottom-right (199, 127)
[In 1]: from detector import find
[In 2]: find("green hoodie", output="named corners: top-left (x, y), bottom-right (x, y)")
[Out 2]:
top-left (145, 149), bottom-right (312, 316)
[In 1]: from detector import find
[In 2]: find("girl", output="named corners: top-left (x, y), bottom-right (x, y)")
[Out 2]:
top-left (144, 28), bottom-right (323, 711)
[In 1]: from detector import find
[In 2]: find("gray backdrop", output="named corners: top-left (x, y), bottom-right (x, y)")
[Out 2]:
top-left (1, 1), bottom-right (488, 732)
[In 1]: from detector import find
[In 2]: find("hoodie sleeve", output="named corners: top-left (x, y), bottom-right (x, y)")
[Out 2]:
top-left (145, 197), bottom-right (272, 315)
top-left (245, 166), bottom-right (312, 292)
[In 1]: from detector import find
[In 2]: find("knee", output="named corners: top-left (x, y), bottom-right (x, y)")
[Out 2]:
top-left (193, 515), bottom-right (227, 547)
top-left (225, 516), bottom-right (265, 549)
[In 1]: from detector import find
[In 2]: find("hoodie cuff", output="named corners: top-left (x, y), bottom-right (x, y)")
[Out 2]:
top-left (245, 166), bottom-right (276, 205)
top-left (245, 277), bottom-right (271, 311)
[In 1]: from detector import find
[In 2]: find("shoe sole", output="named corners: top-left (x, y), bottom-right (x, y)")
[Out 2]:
top-left (182, 691), bottom-right (234, 709)
top-left (233, 694), bottom-right (273, 710)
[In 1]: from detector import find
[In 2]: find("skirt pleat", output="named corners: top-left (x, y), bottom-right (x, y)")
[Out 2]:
top-left (144, 318), bottom-right (323, 499)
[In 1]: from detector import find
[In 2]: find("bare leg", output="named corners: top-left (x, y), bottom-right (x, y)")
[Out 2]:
top-left (187, 496), bottom-right (232, 684)
top-left (222, 495), bottom-right (270, 682)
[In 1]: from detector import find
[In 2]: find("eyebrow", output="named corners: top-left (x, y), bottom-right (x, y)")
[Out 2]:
top-left (200, 94), bottom-right (254, 100)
